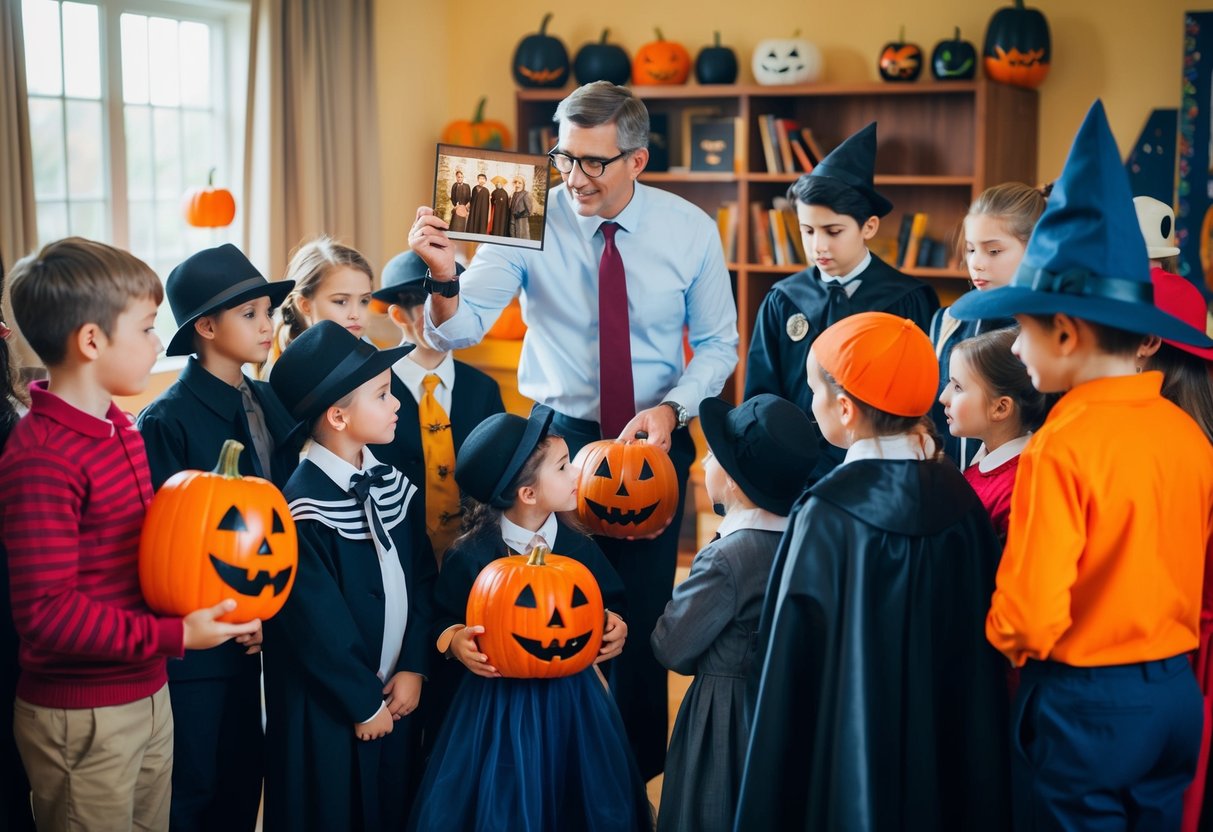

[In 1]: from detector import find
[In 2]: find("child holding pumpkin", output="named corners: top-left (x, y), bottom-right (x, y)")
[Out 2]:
top-left (263, 320), bottom-right (436, 832)
top-left (0, 238), bottom-right (261, 832)
top-left (409, 405), bottom-right (651, 832)
top-left (136, 243), bottom-right (300, 832)
top-left (651, 394), bottom-right (816, 832)
top-left (744, 121), bottom-right (938, 478)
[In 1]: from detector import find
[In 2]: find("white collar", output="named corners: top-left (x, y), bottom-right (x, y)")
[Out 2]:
top-left (820, 249), bottom-right (872, 285)
top-left (392, 349), bottom-right (455, 398)
top-left (500, 512), bottom-right (559, 555)
top-left (973, 434), bottom-right (1032, 473)
top-left (715, 507), bottom-right (789, 539)
top-left (305, 442), bottom-right (386, 492)
top-left (843, 433), bottom-right (933, 465)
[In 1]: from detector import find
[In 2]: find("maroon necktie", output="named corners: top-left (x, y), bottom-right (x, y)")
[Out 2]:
top-left (598, 222), bottom-right (635, 438)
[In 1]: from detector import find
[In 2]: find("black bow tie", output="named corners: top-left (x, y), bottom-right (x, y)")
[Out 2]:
top-left (349, 465), bottom-right (394, 550)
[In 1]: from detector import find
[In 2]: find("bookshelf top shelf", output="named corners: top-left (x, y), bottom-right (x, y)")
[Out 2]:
top-left (745, 173), bottom-right (975, 187)
top-left (516, 80), bottom-right (987, 103)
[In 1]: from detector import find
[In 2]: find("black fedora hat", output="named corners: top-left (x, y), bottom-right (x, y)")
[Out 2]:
top-left (699, 394), bottom-right (817, 516)
top-left (455, 405), bottom-right (555, 509)
top-left (165, 244), bottom-right (294, 356)
top-left (268, 320), bottom-right (413, 436)
top-left (371, 251), bottom-right (466, 304)
top-left (807, 121), bottom-right (893, 218)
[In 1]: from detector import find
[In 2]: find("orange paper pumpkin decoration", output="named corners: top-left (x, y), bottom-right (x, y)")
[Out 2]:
top-left (441, 98), bottom-right (513, 151)
top-left (466, 545), bottom-right (604, 679)
top-left (139, 440), bottom-right (298, 623)
top-left (486, 297), bottom-right (527, 340)
top-left (181, 168), bottom-right (236, 228)
top-left (572, 437), bottom-right (679, 539)
top-left (632, 28), bottom-right (691, 85)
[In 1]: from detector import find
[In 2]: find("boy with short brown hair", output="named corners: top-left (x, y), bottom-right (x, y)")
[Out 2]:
top-left (0, 238), bottom-right (260, 832)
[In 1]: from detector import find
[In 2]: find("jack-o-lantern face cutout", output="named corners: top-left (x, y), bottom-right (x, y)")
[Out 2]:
top-left (632, 29), bottom-right (691, 85)
top-left (140, 440), bottom-right (299, 623)
top-left (751, 33), bottom-right (822, 85)
top-left (467, 546), bottom-right (605, 678)
top-left (572, 438), bottom-right (679, 539)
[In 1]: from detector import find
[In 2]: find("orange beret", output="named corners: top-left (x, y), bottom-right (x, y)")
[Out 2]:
top-left (813, 312), bottom-right (939, 417)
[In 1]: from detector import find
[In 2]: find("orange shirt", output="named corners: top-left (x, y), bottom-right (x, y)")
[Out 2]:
top-left (987, 371), bottom-right (1213, 667)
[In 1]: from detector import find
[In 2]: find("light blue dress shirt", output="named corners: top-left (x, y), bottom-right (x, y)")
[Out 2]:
top-left (425, 181), bottom-right (739, 421)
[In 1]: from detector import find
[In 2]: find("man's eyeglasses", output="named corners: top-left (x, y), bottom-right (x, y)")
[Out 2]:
top-left (547, 148), bottom-right (632, 179)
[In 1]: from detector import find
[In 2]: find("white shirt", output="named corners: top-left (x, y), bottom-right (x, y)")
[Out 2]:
top-left (971, 434), bottom-right (1032, 473)
top-left (842, 432), bottom-right (934, 465)
top-left (500, 512), bottom-right (559, 555)
top-left (305, 443), bottom-right (409, 688)
top-left (715, 506), bottom-right (789, 538)
top-left (392, 349), bottom-right (455, 412)
top-left (818, 249), bottom-right (871, 298)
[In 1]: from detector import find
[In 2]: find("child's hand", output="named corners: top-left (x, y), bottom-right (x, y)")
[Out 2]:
top-left (236, 620), bottom-right (264, 655)
top-left (451, 625), bottom-right (500, 677)
top-left (182, 600), bottom-right (261, 651)
top-left (596, 612), bottom-right (627, 664)
top-left (354, 705), bottom-right (394, 742)
top-left (383, 671), bottom-right (423, 719)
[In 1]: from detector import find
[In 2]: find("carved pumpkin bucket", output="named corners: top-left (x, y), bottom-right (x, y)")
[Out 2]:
top-left (466, 545), bottom-right (604, 679)
top-left (140, 440), bottom-right (298, 623)
top-left (572, 436), bottom-right (679, 539)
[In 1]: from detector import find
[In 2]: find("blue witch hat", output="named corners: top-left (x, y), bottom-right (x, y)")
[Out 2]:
top-left (950, 100), bottom-right (1213, 348)
top-left (809, 122), bottom-right (893, 218)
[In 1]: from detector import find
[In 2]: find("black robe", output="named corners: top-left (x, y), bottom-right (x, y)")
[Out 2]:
top-left (743, 255), bottom-right (938, 477)
top-left (489, 186), bottom-right (510, 237)
top-left (734, 458), bottom-right (1010, 832)
top-left (468, 184), bottom-right (491, 235)
top-left (449, 182), bottom-right (472, 232)
top-left (263, 459), bottom-right (437, 832)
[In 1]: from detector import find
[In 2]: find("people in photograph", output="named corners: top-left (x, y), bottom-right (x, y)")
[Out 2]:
top-left (468, 173), bottom-right (491, 235)
top-left (510, 176), bottom-right (534, 240)
top-left (489, 176), bottom-right (510, 237)
top-left (449, 169), bottom-right (471, 233)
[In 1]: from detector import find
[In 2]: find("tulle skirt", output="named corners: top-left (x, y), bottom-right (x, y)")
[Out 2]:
top-left (409, 668), bottom-right (653, 832)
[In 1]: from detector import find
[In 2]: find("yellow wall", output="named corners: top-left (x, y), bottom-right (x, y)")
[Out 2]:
top-left (380, 0), bottom-right (1189, 187)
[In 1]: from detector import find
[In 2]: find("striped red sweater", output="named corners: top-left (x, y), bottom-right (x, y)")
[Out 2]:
top-left (0, 383), bottom-right (184, 708)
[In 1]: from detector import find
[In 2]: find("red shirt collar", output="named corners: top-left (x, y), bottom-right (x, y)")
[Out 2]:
top-left (27, 381), bottom-right (129, 440)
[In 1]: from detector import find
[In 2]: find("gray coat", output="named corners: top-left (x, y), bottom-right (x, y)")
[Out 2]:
top-left (651, 528), bottom-right (782, 832)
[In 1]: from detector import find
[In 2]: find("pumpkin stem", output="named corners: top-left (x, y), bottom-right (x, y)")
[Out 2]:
top-left (899, 24), bottom-right (906, 42)
top-left (214, 439), bottom-right (245, 479)
top-left (538, 12), bottom-right (552, 35)
top-left (600, 28), bottom-right (609, 44)
top-left (634, 430), bottom-right (649, 442)
top-left (953, 26), bottom-right (961, 40)
top-left (527, 544), bottom-right (550, 566)
top-left (207, 167), bottom-right (216, 187)
top-left (713, 31), bottom-right (722, 47)
top-left (792, 29), bottom-right (801, 38)
top-left (654, 27), bottom-right (664, 41)
top-left (473, 97), bottom-right (486, 125)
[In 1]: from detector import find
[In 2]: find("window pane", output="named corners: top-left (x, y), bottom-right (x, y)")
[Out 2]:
top-left (36, 201), bottom-right (69, 246)
top-left (181, 110), bottom-right (214, 191)
top-left (29, 97), bottom-right (67, 199)
top-left (179, 22), bottom-right (210, 108)
top-left (61, 2), bottom-right (99, 99)
top-left (69, 200), bottom-right (106, 240)
top-left (128, 199), bottom-right (155, 259)
top-left (65, 99), bottom-right (104, 199)
top-left (152, 108), bottom-right (181, 200)
top-left (147, 17), bottom-right (180, 106)
top-left (23, 0), bottom-right (62, 97)
top-left (125, 105), bottom-right (153, 199)
top-left (120, 14), bottom-right (149, 105)
top-left (155, 202), bottom-right (184, 260)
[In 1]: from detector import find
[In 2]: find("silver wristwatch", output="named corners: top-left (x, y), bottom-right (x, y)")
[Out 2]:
top-left (661, 400), bottom-right (689, 429)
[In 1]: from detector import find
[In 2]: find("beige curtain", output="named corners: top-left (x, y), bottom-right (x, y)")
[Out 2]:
top-left (0, 0), bottom-right (40, 369)
top-left (242, 0), bottom-right (383, 281)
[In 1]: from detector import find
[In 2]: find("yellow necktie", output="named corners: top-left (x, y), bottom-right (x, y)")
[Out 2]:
top-left (419, 374), bottom-right (461, 560)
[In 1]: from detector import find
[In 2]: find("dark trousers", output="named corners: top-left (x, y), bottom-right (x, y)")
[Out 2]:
top-left (551, 410), bottom-right (694, 781)
top-left (1013, 655), bottom-right (1202, 832)
top-left (168, 668), bottom-right (264, 832)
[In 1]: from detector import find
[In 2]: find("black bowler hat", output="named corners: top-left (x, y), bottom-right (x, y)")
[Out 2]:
top-left (268, 320), bottom-right (413, 437)
top-left (371, 251), bottom-right (466, 304)
top-left (807, 121), bottom-right (893, 218)
top-left (699, 394), bottom-right (818, 516)
top-left (455, 405), bottom-right (555, 509)
top-left (164, 244), bottom-right (294, 356)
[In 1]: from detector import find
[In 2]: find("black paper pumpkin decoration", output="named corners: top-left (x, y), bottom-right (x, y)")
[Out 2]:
top-left (512, 13), bottom-right (570, 88)
top-left (931, 27), bottom-right (977, 80)
top-left (878, 26), bottom-right (923, 82)
top-left (573, 29), bottom-right (631, 86)
top-left (695, 32), bottom-right (739, 85)
top-left (983, 0), bottom-right (1051, 88)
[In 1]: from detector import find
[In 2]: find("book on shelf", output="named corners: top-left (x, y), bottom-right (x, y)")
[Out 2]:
top-left (758, 115), bottom-right (780, 173)
top-left (750, 201), bottom-right (774, 265)
top-left (716, 202), bottom-right (739, 262)
top-left (782, 209), bottom-right (807, 263)
top-left (800, 128), bottom-right (826, 164)
top-left (789, 134), bottom-right (814, 172)
top-left (901, 213), bottom-right (930, 269)
top-left (768, 208), bottom-right (790, 265)
top-left (775, 119), bottom-right (795, 173)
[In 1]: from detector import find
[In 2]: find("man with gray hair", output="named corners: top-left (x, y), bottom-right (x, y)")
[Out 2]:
top-left (410, 80), bottom-right (739, 781)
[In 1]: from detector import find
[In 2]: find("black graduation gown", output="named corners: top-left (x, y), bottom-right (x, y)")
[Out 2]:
top-left (489, 186), bottom-right (511, 236)
top-left (734, 458), bottom-right (1010, 832)
top-left (743, 255), bottom-right (939, 476)
top-left (263, 459), bottom-right (437, 832)
top-left (449, 182), bottom-right (472, 233)
top-left (468, 185), bottom-right (491, 234)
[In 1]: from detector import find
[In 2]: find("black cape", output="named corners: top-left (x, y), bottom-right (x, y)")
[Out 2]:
top-left (489, 186), bottom-right (511, 236)
top-left (734, 458), bottom-right (1010, 832)
top-left (468, 185), bottom-right (491, 235)
top-left (743, 256), bottom-right (939, 477)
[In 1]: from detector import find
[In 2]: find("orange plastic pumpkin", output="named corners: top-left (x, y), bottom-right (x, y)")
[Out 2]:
top-left (139, 440), bottom-right (298, 623)
top-left (466, 545), bottom-right (604, 678)
top-left (486, 297), bottom-right (527, 340)
top-left (181, 167), bottom-right (236, 228)
top-left (441, 98), bottom-right (513, 151)
top-left (632, 28), bottom-right (691, 86)
top-left (572, 436), bottom-right (679, 539)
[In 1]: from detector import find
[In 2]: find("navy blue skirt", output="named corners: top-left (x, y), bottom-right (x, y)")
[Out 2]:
top-left (409, 668), bottom-right (653, 832)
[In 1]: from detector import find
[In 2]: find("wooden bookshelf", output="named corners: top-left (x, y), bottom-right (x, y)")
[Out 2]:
top-left (517, 79), bottom-right (1039, 399)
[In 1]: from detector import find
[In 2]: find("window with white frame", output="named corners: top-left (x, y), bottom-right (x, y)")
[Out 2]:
top-left (23, 0), bottom-right (248, 346)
